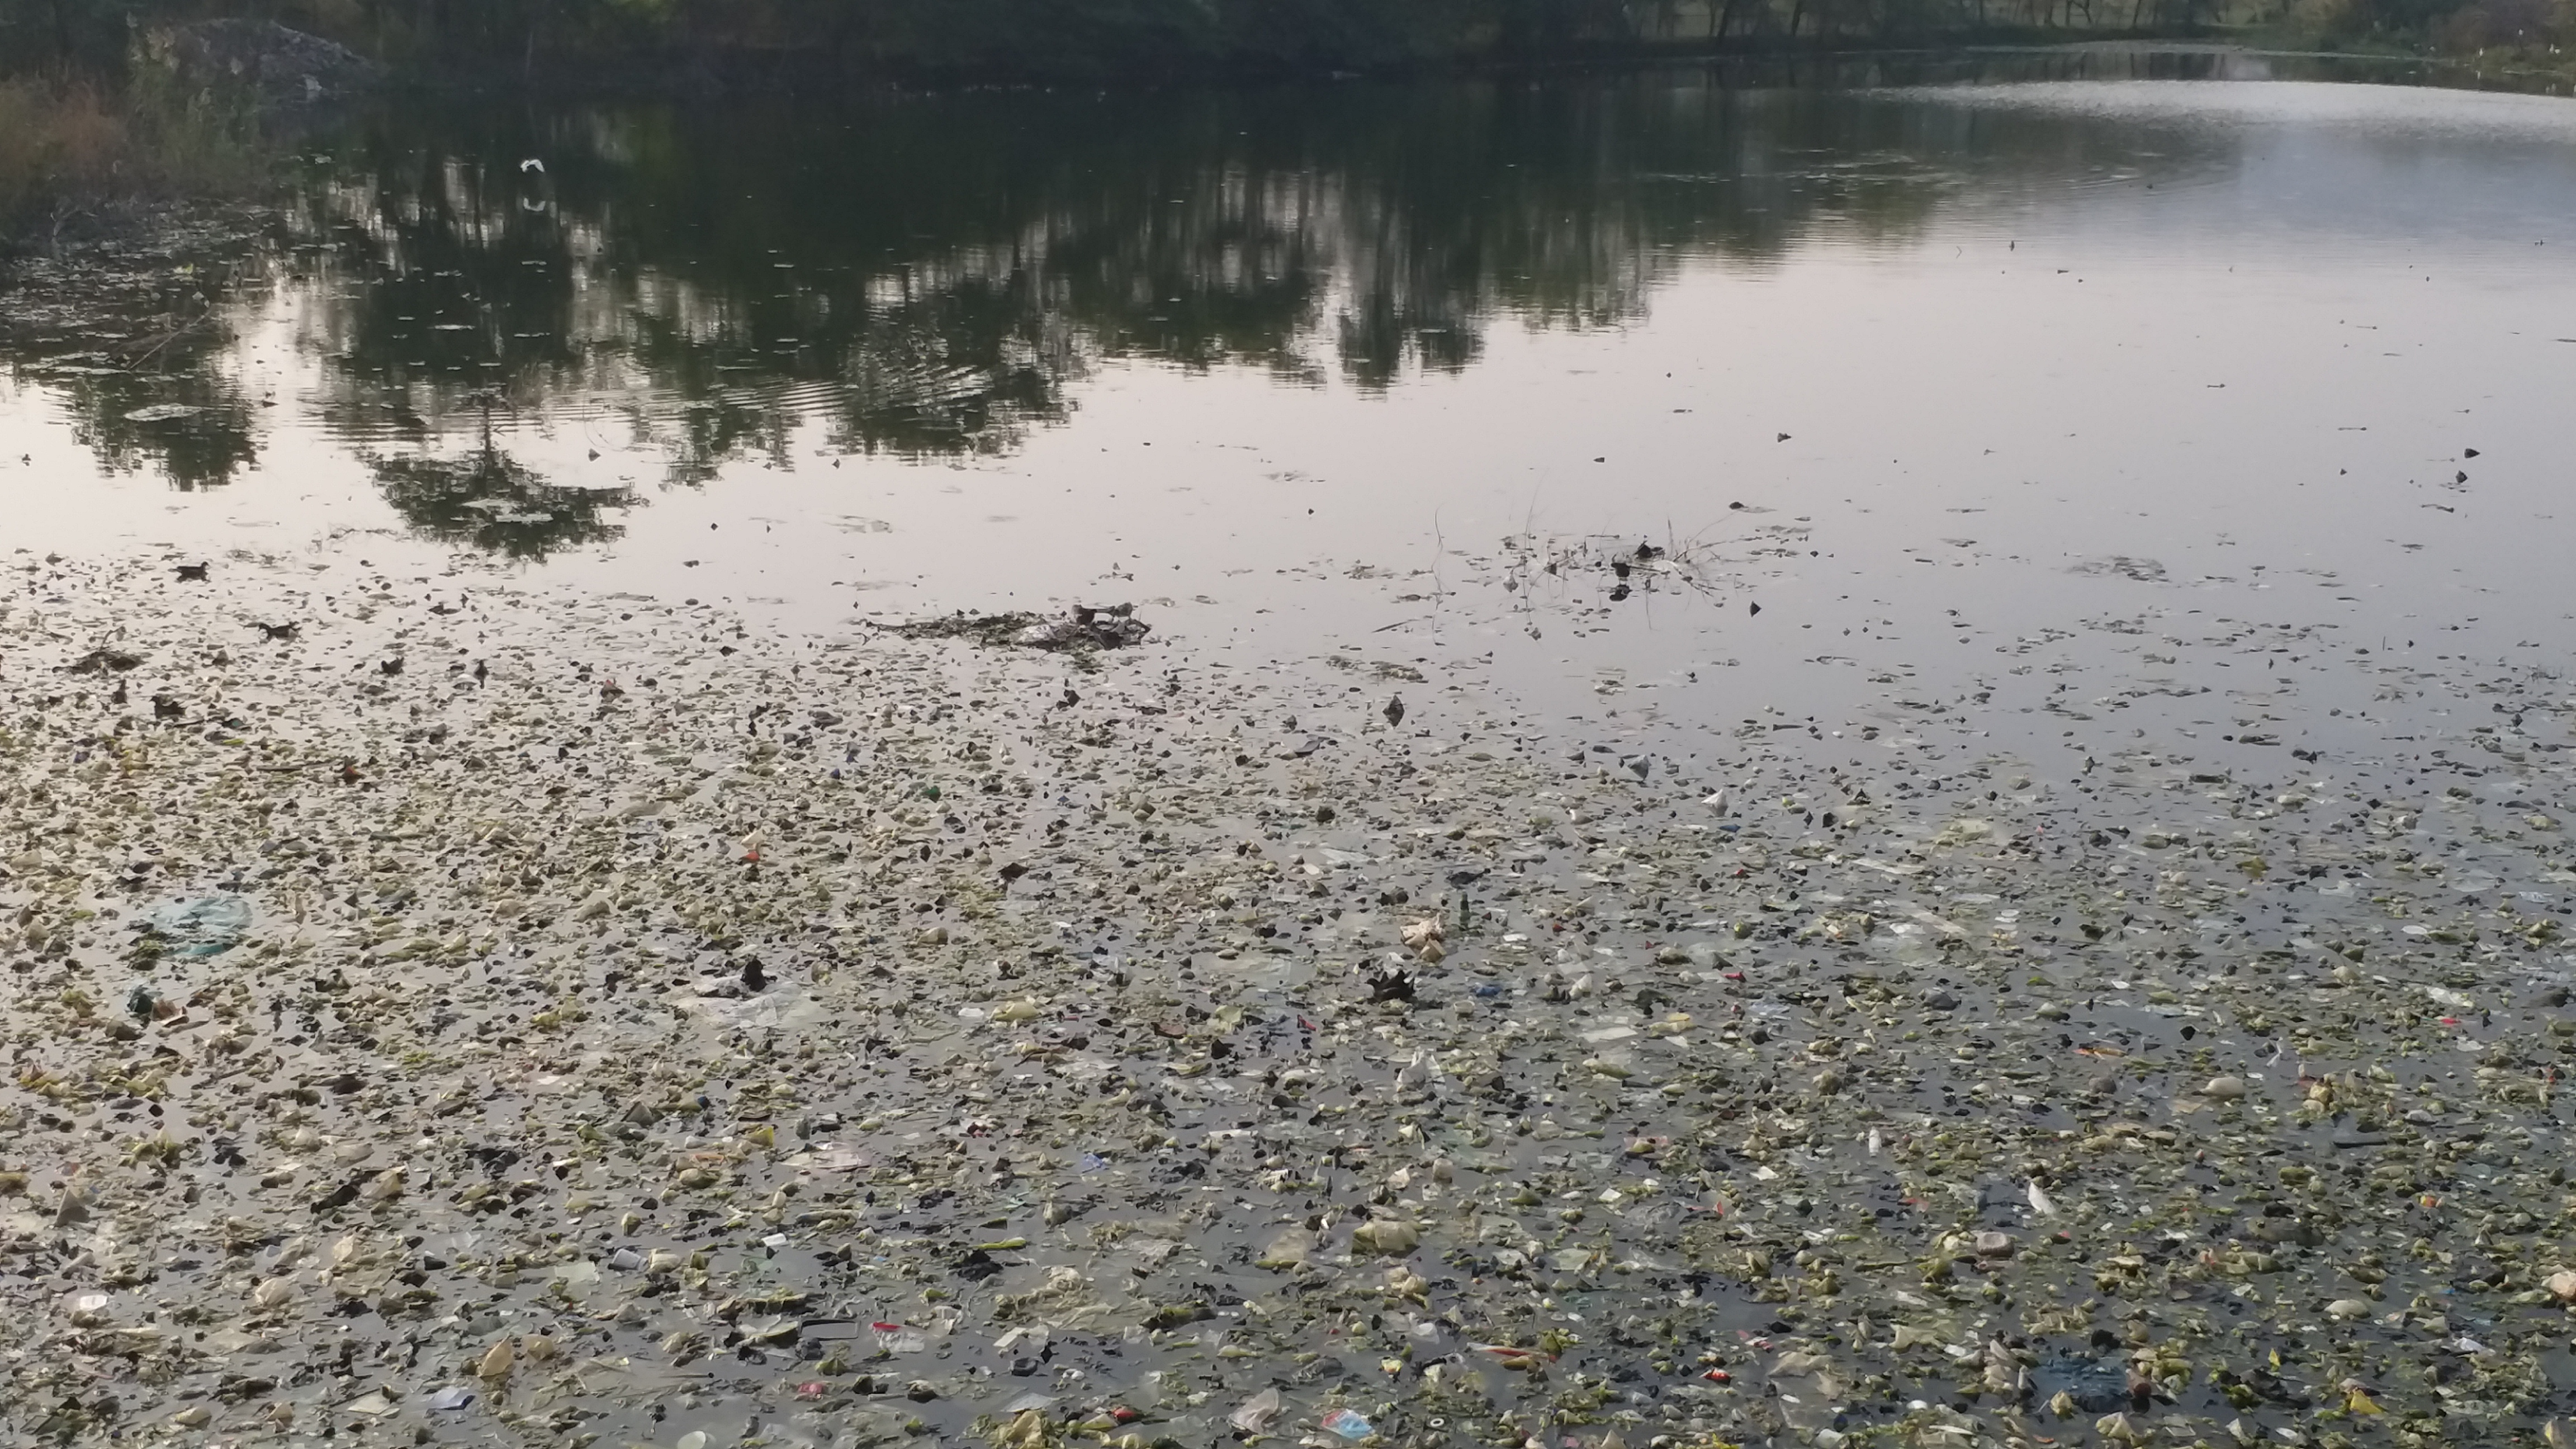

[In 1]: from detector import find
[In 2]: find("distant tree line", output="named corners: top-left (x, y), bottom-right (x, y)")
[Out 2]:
top-left (0, 0), bottom-right (2561, 89)
top-left (0, 0), bottom-right (2434, 87)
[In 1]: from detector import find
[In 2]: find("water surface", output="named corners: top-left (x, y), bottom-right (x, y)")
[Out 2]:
top-left (5, 51), bottom-right (2574, 755)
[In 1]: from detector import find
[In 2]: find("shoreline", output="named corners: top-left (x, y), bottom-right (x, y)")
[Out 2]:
top-left (286, 35), bottom-right (2565, 102)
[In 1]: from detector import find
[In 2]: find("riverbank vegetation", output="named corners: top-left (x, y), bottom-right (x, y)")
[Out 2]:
top-left (6, 0), bottom-right (2566, 91)
top-left (0, 73), bottom-right (262, 253)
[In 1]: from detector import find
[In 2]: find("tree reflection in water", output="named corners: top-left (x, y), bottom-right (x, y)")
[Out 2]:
top-left (7, 52), bottom-right (2275, 545)
top-left (365, 397), bottom-right (636, 558)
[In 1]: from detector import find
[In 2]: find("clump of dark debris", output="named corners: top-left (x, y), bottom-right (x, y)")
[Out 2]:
top-left (890, 604), bottom-right (1150, 655)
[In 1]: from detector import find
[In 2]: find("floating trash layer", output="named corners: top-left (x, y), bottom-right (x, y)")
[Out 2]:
top-left (2, 554), bottom-right (2574, 1449)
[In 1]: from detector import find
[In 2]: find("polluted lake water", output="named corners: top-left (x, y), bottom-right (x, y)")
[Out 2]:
top-left (7, 51), bottom-right (2576, 1449)
top-left (6, 543), bottom-right (2576, 1449)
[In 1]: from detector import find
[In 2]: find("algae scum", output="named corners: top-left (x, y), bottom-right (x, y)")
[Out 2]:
top-left (3, 551), bottom-right (2575, 1449)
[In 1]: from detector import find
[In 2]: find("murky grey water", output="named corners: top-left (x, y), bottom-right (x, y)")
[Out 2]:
top-left (7, 52), bottom-right (2575, 741)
